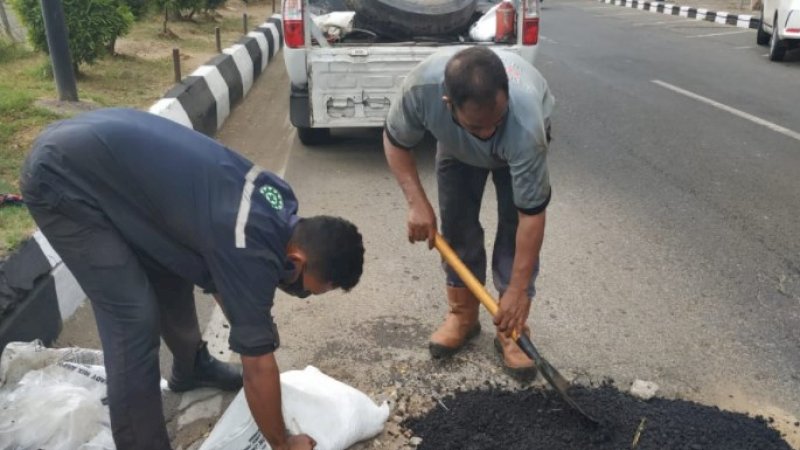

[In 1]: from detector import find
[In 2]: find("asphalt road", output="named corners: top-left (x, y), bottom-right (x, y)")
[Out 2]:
top-left (55, 0), bottom-right (800, 448)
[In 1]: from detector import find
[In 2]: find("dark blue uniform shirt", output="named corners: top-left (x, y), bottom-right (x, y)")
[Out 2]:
top-left (31, 108), bottom-right (297, 356)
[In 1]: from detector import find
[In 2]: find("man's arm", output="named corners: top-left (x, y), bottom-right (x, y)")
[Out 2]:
top-left (240, 354), bottom-right (316, 450)
top-left (241, 353), bottom-right (289, 449)
top-left (383, 130), bottom-right (437, 248)
top-left (494, 211), bottom-right (546, 335)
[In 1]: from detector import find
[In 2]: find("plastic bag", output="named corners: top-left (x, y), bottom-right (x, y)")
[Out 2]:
top-left (311, 12), bottom-right (356, 40)
top-left (0, 340), bottom-right (103, 388)
top-left (199, 366), bottom-right (390, 450)
top-left (0, 360), bottom-right (114, 450)
top-left (469, 3), bottom-right (501, 42)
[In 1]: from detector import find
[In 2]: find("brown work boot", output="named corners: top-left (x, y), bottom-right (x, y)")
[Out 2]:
top-left (494, 327), bottom-right (537, 381)
top-left (429, 287), bottom-right (481, 359)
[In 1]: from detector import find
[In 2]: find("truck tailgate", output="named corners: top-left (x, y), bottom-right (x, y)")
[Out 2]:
top-left (308, 46), bottom-right (443, 128)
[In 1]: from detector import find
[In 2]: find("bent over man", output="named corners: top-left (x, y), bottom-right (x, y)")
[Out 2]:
top-left (384, 46), bottom-right (554, 380)
top-left (21, 108), bottom-right (365, 450)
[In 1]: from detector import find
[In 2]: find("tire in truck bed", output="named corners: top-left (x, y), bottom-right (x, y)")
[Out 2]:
top-left (345, 0), bottom-right (478, 39)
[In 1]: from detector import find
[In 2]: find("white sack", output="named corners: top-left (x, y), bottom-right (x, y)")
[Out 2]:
top-left (470, 3), bottom-right (501, 42)
top-left (311, 12), bottom-right (356, 40)
top-left (199, 366), bottom-right (390, 450)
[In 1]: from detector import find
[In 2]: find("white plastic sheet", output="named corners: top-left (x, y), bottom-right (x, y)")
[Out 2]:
top-left (199, 366), bottom-right (390, 450)
top-left (311, 12), bottom-right (356, 40)
top-left (470, 3), bottom-right (501, 41)
top-left (0, 341), bottom-right (114, 450)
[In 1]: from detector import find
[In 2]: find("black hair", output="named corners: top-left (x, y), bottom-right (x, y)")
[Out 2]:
top-left (444, 46), bottom-right (509, 110)
top-left (291, 215), bottom-right (364, 291)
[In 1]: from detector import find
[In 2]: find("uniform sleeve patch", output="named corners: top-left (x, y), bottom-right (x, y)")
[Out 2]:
top-left (259, 185), bottom-right (284, 210)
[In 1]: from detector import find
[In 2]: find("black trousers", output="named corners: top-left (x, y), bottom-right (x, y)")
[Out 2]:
top-left (21, 150), bottom-right (202, 450)
top-left (436, 151), bottom-right (538, 298)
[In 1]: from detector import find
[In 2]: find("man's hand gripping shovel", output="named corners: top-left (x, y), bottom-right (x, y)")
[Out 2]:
top-left (433, 233), bottom-right (600, 425)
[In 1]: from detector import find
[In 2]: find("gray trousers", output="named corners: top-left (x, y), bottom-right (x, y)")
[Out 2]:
top-left (21, 156), bottom-right (202, 450)
top-left (436, 152), bottom-right (538, 298)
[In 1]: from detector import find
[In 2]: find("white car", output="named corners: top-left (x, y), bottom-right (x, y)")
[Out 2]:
top-left (757, 0), bottom-right (800, 61)
top-left (282, 0), bottom-right (542, 144)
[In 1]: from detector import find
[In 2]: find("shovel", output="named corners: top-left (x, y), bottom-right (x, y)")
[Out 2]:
top-left (433, 233), bottom-right (600, 425)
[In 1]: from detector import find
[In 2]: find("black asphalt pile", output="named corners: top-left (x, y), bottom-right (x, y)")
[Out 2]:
top-left (405, 383), bottom-right (794, 450)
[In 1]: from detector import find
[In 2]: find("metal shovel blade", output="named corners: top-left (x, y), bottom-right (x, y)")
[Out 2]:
top-left (433, 233), bottom-right (599, 425)
top-left (515, 334), bottom-right (599, 425)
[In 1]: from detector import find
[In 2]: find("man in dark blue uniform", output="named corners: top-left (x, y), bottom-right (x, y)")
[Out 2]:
top-left (20, 109), bottom-right (365, 450)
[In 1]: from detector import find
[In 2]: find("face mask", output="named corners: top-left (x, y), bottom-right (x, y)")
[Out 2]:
top-left (278, 269), bottom-right (312, 298)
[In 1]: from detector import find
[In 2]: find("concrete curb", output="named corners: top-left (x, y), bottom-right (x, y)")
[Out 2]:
top-left (0, 14), bottom-right (284, 351)
top-left (596, 0), bottom-right (762, 29)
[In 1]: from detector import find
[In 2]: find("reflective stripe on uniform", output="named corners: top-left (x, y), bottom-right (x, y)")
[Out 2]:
top-left (235, 165), bottom-right (264, 248)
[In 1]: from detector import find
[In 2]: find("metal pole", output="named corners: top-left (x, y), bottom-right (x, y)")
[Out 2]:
top-left (1, 1), bottom-right (14, 39)
top-left (242, 13), bottom-right (248, 33)
top-left (215, 26), bottom-right (221, 52)
top-left (172, 48), bottom-right (181, 83)
top-left (40, 0), bottom-right (78, 102)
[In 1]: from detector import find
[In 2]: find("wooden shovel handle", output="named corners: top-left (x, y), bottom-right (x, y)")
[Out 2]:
top-left (433, 233), bottom-right (519, 340)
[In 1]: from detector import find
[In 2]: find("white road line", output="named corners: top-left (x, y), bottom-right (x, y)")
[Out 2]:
top-left (596, 11), bottom-right (644, 16)
top-left (652, 80), bottom-right (800, 143)
top-left (734, 45), bottom-right (755, 49)
top-left (632, 18), bottom-right (695, 26)
top-left (203, 305), bottom-right (233, 361)
top-left (203, 122), bottom-right (294, 363)
top-left (592, 12), bottom-right (642, 17)
top-left (686, 29), bottom-right (750, 38)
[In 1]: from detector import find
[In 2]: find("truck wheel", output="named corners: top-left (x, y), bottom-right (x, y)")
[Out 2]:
top-left (756, 8), bottom-right (769, 46)
top-left (346, 0), bottom-right (478, 39)
top-left (297, 127), bottom-right (331, 145)
top-left (768, 16), bottom-right (786, 61)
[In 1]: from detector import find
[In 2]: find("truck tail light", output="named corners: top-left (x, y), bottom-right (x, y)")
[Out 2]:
top-left (495, 1), bottom-right (516, 43)
top-left (283, 0), bottom-right (304, 48)
top-left (522, 0), bottom-right (540, 45)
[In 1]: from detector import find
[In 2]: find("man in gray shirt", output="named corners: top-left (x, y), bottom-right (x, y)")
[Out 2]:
top-left (384, 46), bottom-right (554, 379)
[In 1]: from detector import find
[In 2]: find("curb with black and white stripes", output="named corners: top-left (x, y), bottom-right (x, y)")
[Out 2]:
top-left (597, 0), bottom-right (761, 29)
top-left (0, 14), bottom-right (283, 351)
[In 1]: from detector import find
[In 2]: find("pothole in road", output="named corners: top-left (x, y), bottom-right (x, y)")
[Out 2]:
top-left (404, 383), bottom-right (796, 450)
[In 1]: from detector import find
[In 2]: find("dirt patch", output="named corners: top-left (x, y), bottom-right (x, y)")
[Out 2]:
top-left (353, 316), bottom-right (430, 350)
top-left (115, 0), bottom-right (275, 78)
top-left (404, 384), bottom-right (795, 450)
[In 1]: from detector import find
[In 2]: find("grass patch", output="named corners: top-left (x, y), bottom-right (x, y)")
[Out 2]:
top-left (0, 0), bottom-right (275, 257)
top-left (0, 206), bottom-right (35, 256)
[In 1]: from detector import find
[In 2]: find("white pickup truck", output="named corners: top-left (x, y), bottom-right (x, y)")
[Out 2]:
top-left (281, 0), bottom-right (542, 144)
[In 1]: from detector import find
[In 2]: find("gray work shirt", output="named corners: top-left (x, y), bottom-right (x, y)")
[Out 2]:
top-left (385, 47), bottom-right (555, 213)
top-left (26, 108), bottom-right (297, 356)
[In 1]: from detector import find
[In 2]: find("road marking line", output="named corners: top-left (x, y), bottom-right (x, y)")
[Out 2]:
top-left (203, 305), bottom-right (233, 362)
top-left (652, 80), bottom-right (800, 143)
top-left (203, 122), bottom-right (294, 363)
top-left (734, 45), bottom-right (755, 49)
top-left (686, 29), bottom-right (750, 38)
top-left (632, 18), bottom-right (695, 26)
top-left (598, 11), bottom-right (644, 16)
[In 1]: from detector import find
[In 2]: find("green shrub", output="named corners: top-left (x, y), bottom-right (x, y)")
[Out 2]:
top-left (154, 0), bottom-right (225, 22)
top-left (120, 0), bottom-right (148, 18)
top-left (11, 0), bottom-right (134, 70)
top-left (204, 0), bottom-right (226, 12)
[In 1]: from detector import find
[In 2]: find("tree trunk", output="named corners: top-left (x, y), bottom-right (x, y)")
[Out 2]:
top-left (106, 36), bottom-right (116, 55)
top-left (163, 6), bottom-right (168, 34)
